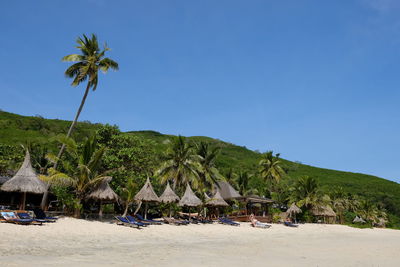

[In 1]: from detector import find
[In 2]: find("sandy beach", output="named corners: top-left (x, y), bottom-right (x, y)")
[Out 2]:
top-left (0, 218), bottom-right (399, 267)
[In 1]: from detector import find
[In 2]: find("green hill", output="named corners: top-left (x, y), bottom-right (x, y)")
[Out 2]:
top-left (1, 110), bottom-right (400, 219)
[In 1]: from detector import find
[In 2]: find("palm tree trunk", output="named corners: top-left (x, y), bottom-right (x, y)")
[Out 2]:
top-left (134, 201), bottom-right (142, 215)
top-left (40, 83), bottom-right (91, 209)
top-left (122, 202), bottom-right (130, 217)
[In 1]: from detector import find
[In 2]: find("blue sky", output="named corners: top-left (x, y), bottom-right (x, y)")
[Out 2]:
top-left (1, 0), bottom-right (400, 182)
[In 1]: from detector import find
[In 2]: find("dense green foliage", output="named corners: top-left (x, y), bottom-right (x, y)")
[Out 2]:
top-left (1, 111), bottom-right (399, 227)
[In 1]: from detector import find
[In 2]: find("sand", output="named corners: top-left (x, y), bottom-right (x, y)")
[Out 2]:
top-left (0, 217), bottom-right (399, 267)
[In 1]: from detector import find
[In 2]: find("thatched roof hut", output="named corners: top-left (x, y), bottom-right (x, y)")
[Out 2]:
top-left (159, 182), bottom-right (180, 203)
top-left (311, 205), bottom-right (336, 217)
top-left (179, 183), bottom-right (202, 207)
top-left (216, 181), bottom-right (241, 200)
top-left (1, 150), bottom-right (46, 194)
top-left (87, 177), bottom-right (119, 203)
top-left (134, 177), bottom-right (160, 202)
top-left (287, 203), bottom-right (302, 217)
top-left (206, 190), bottom-right (229, 207)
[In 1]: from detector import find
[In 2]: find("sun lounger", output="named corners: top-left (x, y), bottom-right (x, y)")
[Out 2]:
top-left (115, 216), bottom-right (141, 228)
top-left (17, 212), bottom-right (46, 225)
top-left (163, 217), bottom-right (188, 225)
top-left (126, 215), bottom-right (149, 227)
top-left (33, 208), bottom-right (58, 222)
top-left (135, 214), bottom-right (163, 225)
top-left (219, 217), bottom-right (240, 226)
top-left (284, 221), bottom-right (299, 227)
top-left (1, 211), bottom-right (33, 225)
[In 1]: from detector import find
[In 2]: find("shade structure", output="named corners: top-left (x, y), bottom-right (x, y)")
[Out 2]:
top-left (87, 177), bottom-right (119, 202)
top-left (159, 182), bottom-right (180, 218)
top-left (287, 203), bottom-right (302, 217)
top-left (207, 190), bottom-right (229, 207)
top-left (179, 183), bottom-right (202, 207)
top-left (311, 205), bottom-right (336, 217)
top-left (87, 177), bottom-right (119, 219)
top-left (134, 177), bottom-right (159, 219)
top-left (159, 182), bottom-right (180, 203)
top-left (216, 181), bottom-right (241, 200)
top-left (1, 150), bottom-right (46, 209)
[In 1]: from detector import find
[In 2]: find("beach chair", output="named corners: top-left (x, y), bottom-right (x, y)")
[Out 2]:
top-left (126, 215), bottom-right (149, 227)
top-left (163, 217), bottom-right (188, 225)
top-left (115, 216), bottom-right (141, 228)
top-left (17, 211), bottom-right (46, 225)
top-left (218, 217), bottom-right (240, 226)
top-left (33, 208), bottom-right (58, 222)
top-left (284, 221), bottom-right (299, 227)
top-left (1, 211), bottom-right (33, 225)
top-left (135, 214), bottom-right (163, 225)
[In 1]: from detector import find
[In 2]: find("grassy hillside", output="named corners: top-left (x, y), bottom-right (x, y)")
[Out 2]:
top-left (1, 110), bottom-right (400, 217)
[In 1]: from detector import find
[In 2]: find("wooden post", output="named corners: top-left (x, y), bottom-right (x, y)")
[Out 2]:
top-left (21, 192), bottom-right (26, 210)
top-left (144, 202), bottom-right (148, 219)
top-left (99, 200), bottom-right (103, 220)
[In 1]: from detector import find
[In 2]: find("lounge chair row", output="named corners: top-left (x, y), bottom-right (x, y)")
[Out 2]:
top-left (0, 209), bottom-right (58, 225)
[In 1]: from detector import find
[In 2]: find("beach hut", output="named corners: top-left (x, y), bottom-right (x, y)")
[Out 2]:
top-left (1, 150), bottom-right (46, 209)
top-left (216, 181), bottom-right (242, 200)
top-left (179, 183), bottom-right (202, 219)
top-left (287, 203), bottom-right (302, 222)
top-left (87, 177), bottom-right (119, 219)
top-left (159, 182), bottom-right (180, 217)
top-left (311, 205), bottom-right (336, 223)
top-left (134, 177), bottom-right (160, 219)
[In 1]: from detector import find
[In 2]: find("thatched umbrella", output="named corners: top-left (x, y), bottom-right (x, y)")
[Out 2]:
top-left (179, 183), bottom-right (202, 220)
top-left (159, 182), bottom-right (180, 217)
top-left (87, 177), bottom-right (119, 219)
top-left (134, 177), bottom-right (160, 219)
top-left (206, 190), bottom-right (228, 218)
top-left (1, 150), bottom-right (46, 209)
top-left (287, 203), bottom-right (302, 222)
top-left (216, 181), bottom-right (241, 200)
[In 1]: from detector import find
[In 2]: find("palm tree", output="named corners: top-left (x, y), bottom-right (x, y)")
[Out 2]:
top-left (259, 151), bottom-right (285, 186)
top-left (121, 177), bottom-right (137, 217)
top-left (195, 142), bottom-right (223, 191)
top-left (236, 171), bottom-right (253, 196)
top-left (41, 34), bottom-right (118, 208)
top-left (55, 34), bottom-right (119, 168)
top-left (42, 135), bottom-right (110, 217)
top-left (330, 187), bottom-right (349, 224)
top-left (290, 176), bottom-right (321, 209)
top-left (358, 199), bottom-right (379, 223)
top-left (156, 136), bottom-right (200, 189)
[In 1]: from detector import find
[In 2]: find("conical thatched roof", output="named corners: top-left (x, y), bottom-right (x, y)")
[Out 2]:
top-left (159, 182), bottom-right (180, 203)
top-left (1, 150), bottom-right (46, 194)
top-left (179, 183), bottom-right (202, 207)
top-left (216, 181), bottom-right (241, 200)
top-left (134, 177), bottom-right (160, 202)
top-left (312, 205), bottom-right (336, 217)
top-left (87, 177), bottom-right (119, 202)
top-left (287, 203), bottom-right (302, 217)
top-left (207, 190), bottom-right (229, 207)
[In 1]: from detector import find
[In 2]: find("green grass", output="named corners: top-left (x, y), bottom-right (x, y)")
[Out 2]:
top-left (1, 110), bottom-right (400, 218)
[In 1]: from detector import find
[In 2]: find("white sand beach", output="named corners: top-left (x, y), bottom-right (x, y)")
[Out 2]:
top-left (1, 218), bottom-right (399, 267)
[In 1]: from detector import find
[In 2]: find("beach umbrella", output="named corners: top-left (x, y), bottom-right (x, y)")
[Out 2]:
top-left (87, 177), bottom-right (119, 219)
top-left (134, 177), bottom-right (160, 219)
top-left (179, 183), bottom-right (202, 220)
top-left (206, 190), bottom-right (229, 218)
top-left (287, 203), bottom-right (302, 222)
top-left (159, 182), bottom-right (180, 217)
top-left (1, 150), bottom-right (46, 209)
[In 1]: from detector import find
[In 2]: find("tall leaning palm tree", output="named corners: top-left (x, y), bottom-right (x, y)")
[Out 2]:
top-left (41, 34), bottom-right (118, 208)
top-left (195, 142), bottom-right (223, 191)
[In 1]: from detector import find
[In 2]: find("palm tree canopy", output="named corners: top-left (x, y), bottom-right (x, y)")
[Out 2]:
top-left (156, 136), bottom-right (200, 189)
top-left (195, 142), bottom-right (223, 190)
top-left (63, 34), bottom-right (118, 91)
top-left (259, 151), bottom-right (285, 183)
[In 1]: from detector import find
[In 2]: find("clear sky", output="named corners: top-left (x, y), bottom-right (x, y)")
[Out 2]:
top-left (1, 0), bottom-right (399, 182)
